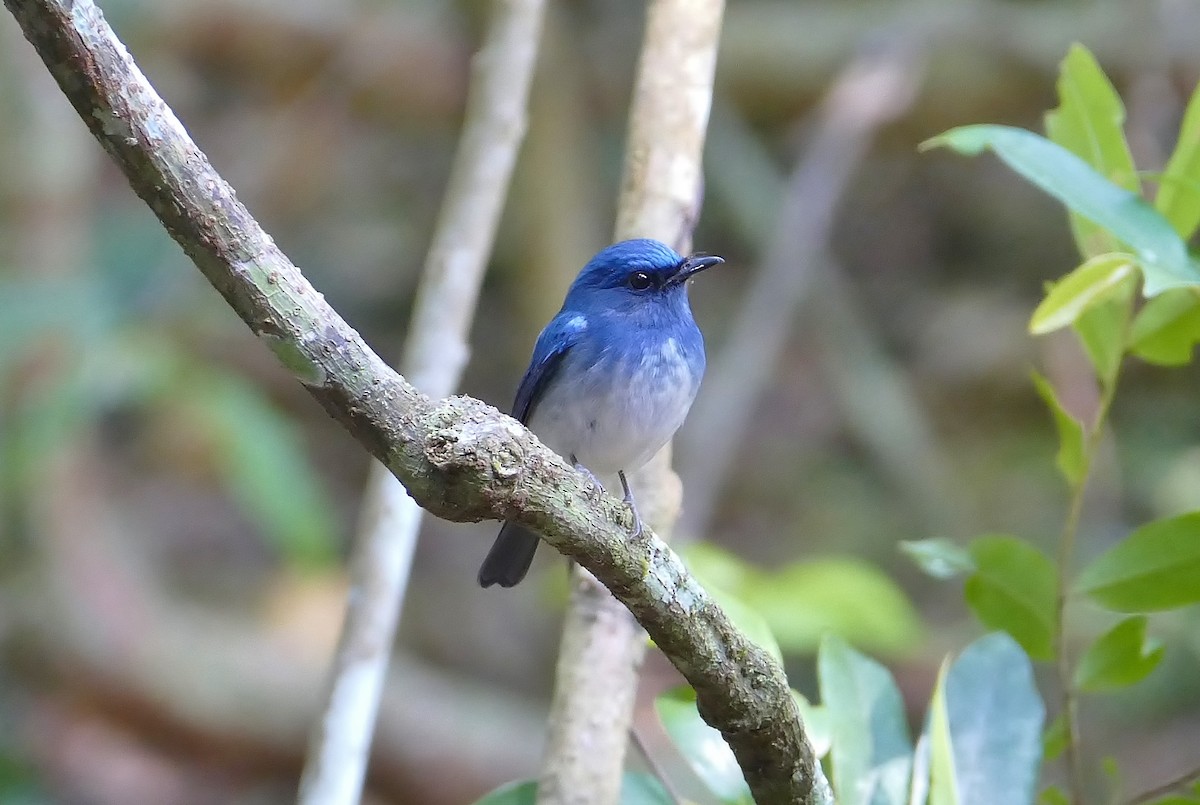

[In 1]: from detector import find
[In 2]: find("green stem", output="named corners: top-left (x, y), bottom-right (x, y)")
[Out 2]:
top-left (1056, 362), bottom-right (1121, 805)
top-left (1056, 476), bottom-right (1088, 805)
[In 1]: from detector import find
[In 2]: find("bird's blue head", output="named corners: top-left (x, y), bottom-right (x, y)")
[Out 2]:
top-left (562, 239), bottom-right (724, 315)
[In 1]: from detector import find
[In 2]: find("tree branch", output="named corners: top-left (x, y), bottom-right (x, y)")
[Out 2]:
top-left (299, 1), bottom-right (546, 803)
top-left (3, 0), bottom-right (816, 800)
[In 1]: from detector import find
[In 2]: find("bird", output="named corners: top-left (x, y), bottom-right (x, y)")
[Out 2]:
top-left (478, 238), bottom-right (724, 588)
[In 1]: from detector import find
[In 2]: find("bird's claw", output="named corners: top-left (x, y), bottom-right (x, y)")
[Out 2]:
top-left (570, 462), bottom-right (645, 534)
top-left (571, 457), bottom-right (603, 491)
top-left (618, 470), bottom-right (644, 536)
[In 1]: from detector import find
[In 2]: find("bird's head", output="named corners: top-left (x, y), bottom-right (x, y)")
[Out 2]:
top-left (563, 239), bottom-right (724, 312)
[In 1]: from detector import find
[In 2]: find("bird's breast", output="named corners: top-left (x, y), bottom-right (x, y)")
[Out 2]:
top-left (529, 329), bottom-right (703, 477)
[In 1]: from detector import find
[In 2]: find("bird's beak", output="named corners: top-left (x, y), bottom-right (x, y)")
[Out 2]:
top-left (670, 253), bottom-right (724, 285)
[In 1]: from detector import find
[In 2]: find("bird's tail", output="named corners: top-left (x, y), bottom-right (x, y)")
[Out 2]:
top-left (478, 522), bottom-right (540, 588)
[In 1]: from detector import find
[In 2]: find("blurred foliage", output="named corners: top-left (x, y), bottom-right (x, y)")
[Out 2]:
top-left (0, 209), bottom-right (337, 568)
top-left (684, 542), bottom-right (923, 657)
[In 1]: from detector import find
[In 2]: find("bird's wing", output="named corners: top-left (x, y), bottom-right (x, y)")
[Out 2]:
top-left (512, 313), bottom-right (587, 424)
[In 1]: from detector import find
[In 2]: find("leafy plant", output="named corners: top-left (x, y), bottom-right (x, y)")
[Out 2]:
top-left (471, 633), bottom-right (1039, 805)
top-left (683, 542), bottom-right (923, 657)
top-left (914, 43), bottom-right (1200, 803)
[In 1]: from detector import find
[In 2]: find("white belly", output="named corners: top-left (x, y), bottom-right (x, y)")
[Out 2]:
top-left (528, 338), bottom-right (700, 477)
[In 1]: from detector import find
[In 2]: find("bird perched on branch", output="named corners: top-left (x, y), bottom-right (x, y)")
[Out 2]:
top-left (478, 238), bottom-right (723, 588)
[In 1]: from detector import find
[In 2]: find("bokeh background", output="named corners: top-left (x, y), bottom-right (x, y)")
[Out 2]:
top-left (3, 0), bottom-right (1200, 803)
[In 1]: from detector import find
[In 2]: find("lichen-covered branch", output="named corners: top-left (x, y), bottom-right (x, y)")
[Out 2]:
top-left (3, 0), bottom-right (817, 800)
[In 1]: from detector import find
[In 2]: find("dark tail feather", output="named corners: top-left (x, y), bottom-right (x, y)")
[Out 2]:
top-left (478, 522), bottom-right (540, 588)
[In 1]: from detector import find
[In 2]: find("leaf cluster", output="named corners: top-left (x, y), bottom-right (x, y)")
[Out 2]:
top-left (917, 43), bottom-right (1200, 804)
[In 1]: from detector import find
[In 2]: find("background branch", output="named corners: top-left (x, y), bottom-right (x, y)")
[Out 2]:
top-left (536, 1), bottom-right (726, 803)
top-left (679, 37), bottom-right (929, 538)
top-left (17, 442), bottom-right (543, 804)
top-left (4, 0), bottom-right (816, 801)
top-left (298, 1), bottom-right (545, 803)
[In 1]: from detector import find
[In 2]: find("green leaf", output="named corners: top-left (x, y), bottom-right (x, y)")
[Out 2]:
top-left (1030, 253), bottom-right (1137, 335)
top-left (188, 373), bottom-right (337, 568)
top-left (964, 536), bottom-right (1058, 661)
top-left (1130, 288), bottom-right (1200, 366)
top-left (818, 635), bottom-right (913, 805)
top-left (620, 773), bottom-right (675, 805)
top-left (793, 690), bottom-right (833, 759)
top-left (684, 547), bottom-right (923, 656)
top-left (1075, 616), bottom-right (1164, 692)
top-left (1157, 81), bottom-right (1200, 239)
top-left (909, 734), bottom-right (930, 805)
top-left (656, 687), bottom-right (751, 804)
top-left (1073, 280), bottom-right (1136, 387)
top-left (943, 634), bottom-right (1045, 805)
top-left (1102, 757), bottom-right (1123, 798)
top-left (1042, 714), bottom-right (1069, 762)
top-left (742, 559), bottom-right (923, 656)
top-left (1023, 251), bottom-right (1138, 387)
top-left (900, 538), bottom-right (975, 580)
top-left (1040, 786), bottom-right (1071, 805)
top-left (1030, 372), bottom-right (1087, 487)
top-left (923, 124), bottom-right (1200, 296)
top-left (682, 542), bottom-right (756, 592)
top-left (471, 780), bottom-right (536, 805)
top-left (1078, 511), bottom-right (1200, 612)
top-left (1044, 44), bottom-right (1140, 257)
top-left (928, 661), bottom-right (959, 805)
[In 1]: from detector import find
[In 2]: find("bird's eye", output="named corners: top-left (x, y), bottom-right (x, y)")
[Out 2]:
top-left (628, 271), bottom-right (654, 290)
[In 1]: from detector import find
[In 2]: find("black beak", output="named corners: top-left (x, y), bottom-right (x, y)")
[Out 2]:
top-left (670, 253), bottom-right (724, 285)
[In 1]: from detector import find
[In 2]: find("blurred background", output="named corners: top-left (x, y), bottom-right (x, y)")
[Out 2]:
top-left (3, 0), bottom-right (1200, 802)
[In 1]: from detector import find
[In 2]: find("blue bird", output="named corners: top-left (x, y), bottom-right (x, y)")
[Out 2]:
top-left (478, 238), bottom-right (723, 588)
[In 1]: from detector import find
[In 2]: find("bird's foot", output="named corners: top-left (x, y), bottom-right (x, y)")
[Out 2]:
top-left (617, 470), bottom-right (644, 536)
top-left (570, 460), bottom-right (644, 535)
top-left (570, 456), bottom-right (604, 492)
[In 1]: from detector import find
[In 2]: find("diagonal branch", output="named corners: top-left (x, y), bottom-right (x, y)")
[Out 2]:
top-left (3, 0), bottom-right (817, 801)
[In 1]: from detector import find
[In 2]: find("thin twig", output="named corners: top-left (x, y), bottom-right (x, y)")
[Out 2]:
top-left (1126, 763), bottom-right (1200, 805)
top-left (4, 1), bottom-right (817, 800)
top-left (1056, 473), bottom-right (1089, 805)
top-left (298, 2), bottom-right (545, 803)
top-left (536, 1), bottom-right (724, 802)
top-left (1055, 364), bottom-right (1122, 805)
